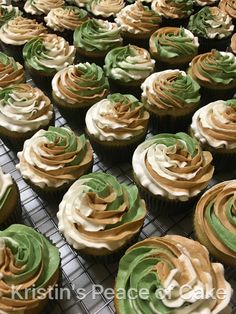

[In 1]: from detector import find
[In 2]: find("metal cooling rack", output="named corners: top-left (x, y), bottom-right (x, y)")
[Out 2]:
top-left (0, 76), bottom-right (235, 314)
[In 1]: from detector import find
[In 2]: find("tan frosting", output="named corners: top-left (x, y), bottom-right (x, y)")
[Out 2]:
top-left (24, 0), bottom-right (64, 15)
top-left (151, 0), bottom-right (192, 19)
top-left (0, 56), bottom-right (25, 88)
top-left (195, 180), bottom-right (236, 261)
top-left (0, 16), bottom-right (47, 45)
top-left (115, 1), bottom-right (161, 36)
top-left (230, 33), bottom-right (236, 54)
top-left (87, 0), bottom-right (125, 17)
top-left (219, 0), bottom-right (236, 19)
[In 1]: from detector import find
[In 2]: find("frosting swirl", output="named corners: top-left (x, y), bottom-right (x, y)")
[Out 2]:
top-left (230, 33), bottom-right (236, 54)
top-left (0, 52), bottom-right (25, 88)
top-left (115, 1), bottom-right (162, 37)
top-left (86, 0), bottom-right (125, 17)
top-left (0, 224), bottom-right (60, 313)
top-left (0, 5), bottom-right (22, 27)
top-left (74, 19), bottom-right (122, 54)
top-left (195, 180), bottom-right (236, 264)
top-left (0, 16), bottom-right (47, 46)
top-left (23, 34), bottom-right (75, 75)
top-left (85, 93), bottom-right (150, 141)
top-left (52, 63), bottom-right (109, 107)
top-left (0, 167), bottom-right (13, 211)
top-left (191, 99), bottom-right (236, 149)
top-left (149, 27), bottom-right (199, 62)
top-left (44, 6), bottom-right (89, 32)
top-left (189, 50), bottom-right (236, 88)
top-left (151, 0), bottom-right (194, 19)
top-left (58, 172), bottom-right (146, 252)
top-left (24, 0), bottom-right (64, 15)
top-left (0, 83), bottom-right (53, 133)
top-left (16, 126), bottom-right (93, 188)
top-left (219, 0), bottom-right (236, 19)
top-left (115, 235), bottom-right (232, 314)
top-left (188, 6), bottom-right (234, 39)
top-left (104, 45), bottom-right (155, 83)
top-left (141, 70), bottom-right (201, 111)
top-left (132, 132), bottom-right (214, 201)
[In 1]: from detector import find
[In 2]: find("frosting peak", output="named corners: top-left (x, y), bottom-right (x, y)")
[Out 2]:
top-left (0, 52), bottom-right (25, 88)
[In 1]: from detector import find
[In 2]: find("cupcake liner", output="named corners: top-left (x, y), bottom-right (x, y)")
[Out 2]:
top-left (198, 36), bottom-right (230, 54)
top-left (46, 28), bottom-right (74, 45)
top-left (200, 86), bottom-right (236, 106)
top-left (202, 147), bottom-right (236, 173)
top-left (75, 47), bottom-right (108, 66)
top-left (134, 173), bottom-right (202, 215)
top-left (0, 42), bottom-right (24, 63)
top-left (161, 17), bottom-right (190, 28)
top-left (193, 1), bottom-right (219, 13)
top-left (154, 59), bottom-right (189, 71)
top-left (109, 78), bottom-right (143, 99)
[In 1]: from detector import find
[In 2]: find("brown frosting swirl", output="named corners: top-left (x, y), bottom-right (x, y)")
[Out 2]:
top-left (0, 52), bottom-right (25, 88)
top-left (230, 33), bottom-right (236, 54)
top-left (86, 0), bottom-right (125, 17)
top-left (219, 0), bottom-right (236, 19)
top-left (151, 0), bottom-right (193, 19)
top-left (24, 0), bottom-right (65, 15)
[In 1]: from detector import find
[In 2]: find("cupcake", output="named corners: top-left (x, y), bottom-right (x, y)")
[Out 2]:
top-left (0, 16), bottom-right (47, 62)
top-left (86, 0), bottom-right (125, 20)
top-left (132, 132), bottom-right (214, 214)
top-left (149, 27), bottom-right (199, 69)
top-left (85, 93), bottom-right (150, 162)
top-left (151, 0), bottom-right (194, 27)
top-left (141, 70), bottom-right (201, 133)
top-left (104, 44), bottom-right (155, 95)
top-left (190, 99), bottom-right (236, 170)
top-left (57, 172), bottom-right (146, 262)
top-left (0, 224), bottom-right (60, 313)
top-left (0, 52), bottom-right (25, 88)
top-left (0, 83), bottom-right (54, 150)
top-left (44, 5), bottom-right (89, 44)
top-left (188, 50), bottom-right (236, 104)
top-left (0, 4), bottom-right (22, 27)
top-left (229, 32), bottom-right (236, 54)
top-left (24, 0), bottom-right (64, 22)
top-left (73, 18), bottom-right (123, 62)
top-left (16, 126), bottom-right (94, 199)
top-left (23, 33), bottom-right (75, 89)
top-left (115, 236), bottom-right (232, 313)
top-left (188, 7), bottom-right (234, 53)
top-left (0, 167), bottom-right (21, 228)
top-left (219, 0), bottom-right (236, 25)
top-left (52, 62), bottom-right (110, 125)
top-left (115, 0), bottom-right (162, 44)
top-left (194, 180), bottom-right (236, 267)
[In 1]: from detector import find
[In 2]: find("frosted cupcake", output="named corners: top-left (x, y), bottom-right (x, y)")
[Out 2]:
top-left (115, 236), bottom-right (232, 313)
top-left (16, 126), bottom-right (94, 199)
top-left (149, 27), bottom-right (199, 69)
top-left (190, 99), bottom-right (236, 170)
top-left (0, 4), bottom-right (22, 27)
top-left (115, 1), bottom-right (162, 43)
top-left (85, 93), bottom-right (150, 162)
top-left (0, 168), bottom-right (21, 227)
top-left (219, 0), bottom-right (236, 25)
top-left (0, 224), bottom-right (60, 313)
top-left (24, 0), bottom-right (65, 22)
top-left (194, 180), bottom-right (236, 267)
top-left (58, 172), bottom-right (146, 262)
top-left (132, 132), bottom-right (214, 214)
top-left (0, 16), bottom-right (47, 62)
top-left (0, 52), bottom-right (25, 88)
top-left (141, 70), bottom-right (200, 133)
top-left (52, 62), bottom-right (109, 125)
top-left (0, 84), bottom-right (54, 150)
top-left (86, 0), bottom-right (125, 20)
top-left (23, 33), bottom-right (75, 89)
top-left (188, 7), bottom-right (234, 52)
top-left (73, 18), bottom-right (123, 61)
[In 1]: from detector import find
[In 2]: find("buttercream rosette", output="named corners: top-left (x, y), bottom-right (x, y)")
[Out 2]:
top-left (86, 0), bottom-right (125, 18)
top-left (57, 172), bottom-right (146, 258)
top-left (0, 52), bottom-right (25, 88)
top-left (230, 33), bottom-right (236, 54)
top-left (195, 180), bottom-right (236, 267)
top-left (0, 224), bottom-right (60, 313)
top-left (16, 126), bottom-right (93, 190)
top-left (115, 235), bottom-right (232, 314)
top-left (24, 0), bottom-right (64, 16)
top-left (151, 0), bottom-right (194, 19)
top-left (219, 0), bottom-right (236, 20)
top-left (0, 5), bottom-right (22, 27)
top-left (132, 132), bottom-right (214, 212)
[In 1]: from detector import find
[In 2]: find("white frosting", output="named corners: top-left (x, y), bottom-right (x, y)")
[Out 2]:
top-left (115, 3), bottom-right (142, 34)
top-left (0, 167), bottom-right (13, 208)
top-left (24, 0), bottom-right (65, 15)
top-left (85, 98), bottom-right (145, 141)
top-left (132, 137), bottom-right (210, 201)
top-left (183, 28), bottom-right (199, 47)
top-left (0, 84), bottom-right (53, 133)
top-left (191, 100), bottom-right (236, 149)
top-left (194, 0), bottom-right (218, 6)
top-left (206, 13), bottom-right (234, 39)
top-left (87, 0), bottom-right (125, 17)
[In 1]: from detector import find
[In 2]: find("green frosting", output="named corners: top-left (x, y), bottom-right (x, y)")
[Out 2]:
top-left (0, 51), bottom-right (17, 69)
top-left (78, 172), bottom-right (146, 227)
top-left (0, 5), bottom-right (22, 27)
top-left (108, 93), bottom-right (144, 111)
top-left (205, 198), bottom-right (236, 252)
top-left (226, 99), bottom-right (236, 107)
top-left (0, 224), bottom-right (60, 295)
top-left (153, 27), bottom-right (198, 59)
top-left (43, 126), bottom-right (87, 166)
top-left (188, 6), bottom-right (233, 39)
top-left (73, 18), bottom-right (122, 52)
top-left (0, 184), bottom-right (12, 210)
